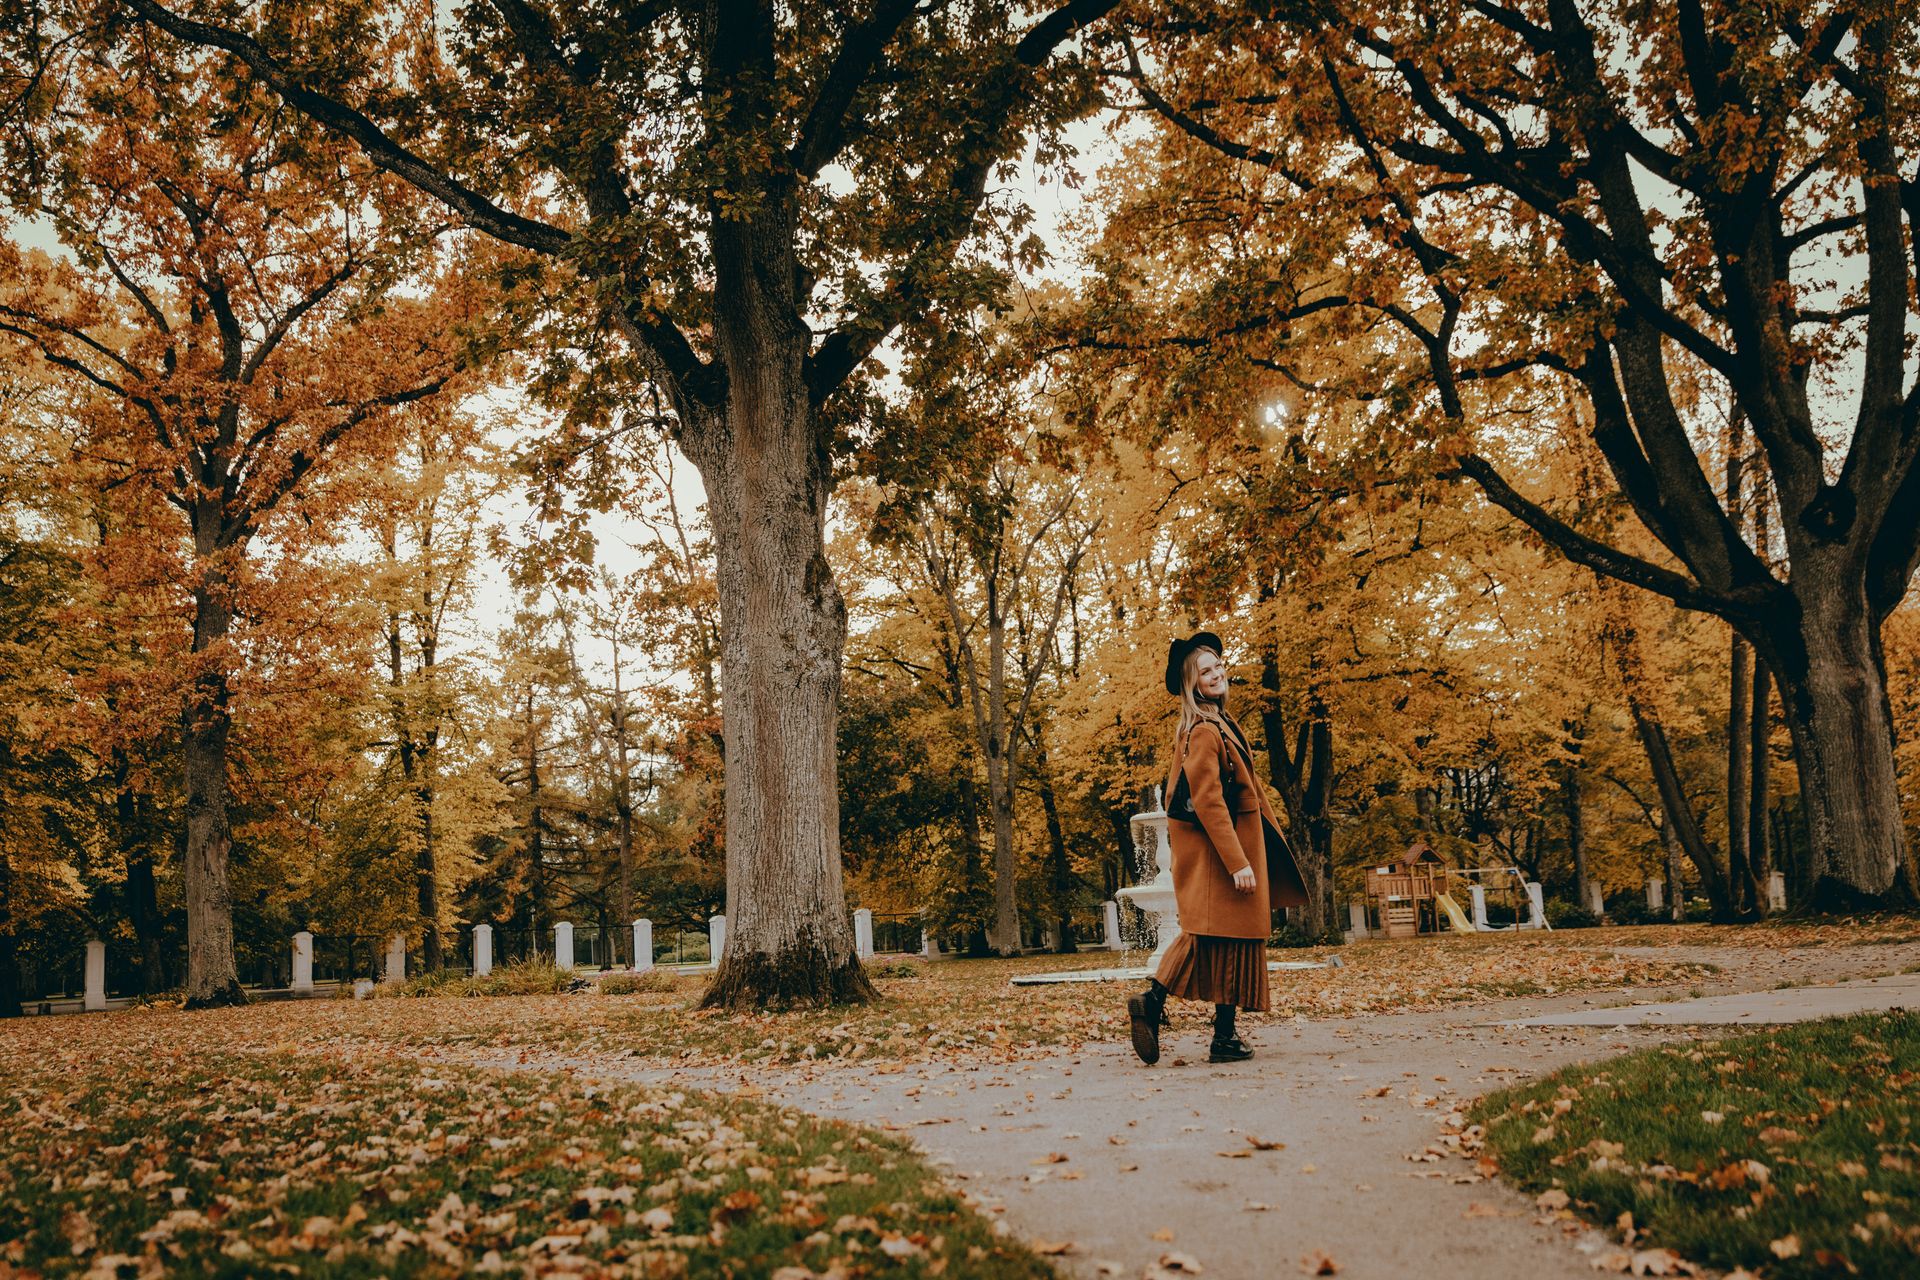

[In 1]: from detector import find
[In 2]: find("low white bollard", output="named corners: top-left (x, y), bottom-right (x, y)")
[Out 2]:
top-left (1583, 881), bottom-right (1605, 918)
top-left (632, 919), bottom-right (653, 973)
top-left (292, 931), bottom-right (313, 993)
top-left (853, 908), bottom-right (874, 960)
top-left (1469, 885), bottom-right (1489, 929)
top-left (554, 921), bottom-right (575, 971)
top-left (383, 933), bottom-right (407, 984)
top-left (353, 978), bottom-right (375, 1000)
top-left (1104, 900), bottom-right (1123, 952)
top-left (472, 923), bottom-right (493, 977)
top-left (1767, 870), bottom-right (1787, 913)
top-left (1646, 878), bottom-right (1664, 912)
top-left (1525, 882), bottom-right (1547, 929)
top-left (1347, 900), bottom-right (1369, 939)
top-left (84, 940), bottom-right (106, 1012)
top-left (708, 914), bottom-right (727, 968)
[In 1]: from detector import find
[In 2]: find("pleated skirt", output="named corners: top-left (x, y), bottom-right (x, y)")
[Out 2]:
top-left (1153, 933), bottom-right (1270, 1011)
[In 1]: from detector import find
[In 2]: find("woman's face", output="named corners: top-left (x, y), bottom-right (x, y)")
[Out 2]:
top-left (1193, 650), bottom-right (1228, 701)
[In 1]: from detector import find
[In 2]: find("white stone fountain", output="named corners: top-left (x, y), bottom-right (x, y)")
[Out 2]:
top-left (1117, 798), bottom-right (1181, 971)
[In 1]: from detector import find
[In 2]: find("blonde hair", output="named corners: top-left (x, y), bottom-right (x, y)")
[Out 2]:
top-left (1176, 646), bottom-right (1228, 740)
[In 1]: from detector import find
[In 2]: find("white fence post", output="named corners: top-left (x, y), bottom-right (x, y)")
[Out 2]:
top-left (708, 914), bottom-right (727, 968)
top-left (1583, 881), bottom-right (1605, 918)
top-left (1347, 901), bottom-right (1370, 939)
top-left (472, 923), bottom-right (493, 977)
top-left (1766, 871), bottom-right (1788, 914)
top-left (1469, 885), bottom-right (1489, 929)
top-left (383, 933), bottom-right (407, 984)
top-left (554, 921), bottom-right (575, 971)
top-left (853, 908), bottom-right (874, 960)
top-left (84, 940), bottom-right (106, 1012)
top-left (632, 919), bottom-right (653, 973)
top-left (1646, 879), bottom-right (1664, 912)
top-left (1103, 900), bottom-right (1123, 952)
top-left (292, 931), bottom-right (314, 993)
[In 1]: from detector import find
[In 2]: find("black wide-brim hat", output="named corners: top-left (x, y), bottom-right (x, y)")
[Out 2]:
top-left (1165, 630), bottom-right (1224, 696)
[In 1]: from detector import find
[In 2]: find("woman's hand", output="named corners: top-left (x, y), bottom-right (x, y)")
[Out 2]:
top-left (1232, 866), bottom-right (1256, 894)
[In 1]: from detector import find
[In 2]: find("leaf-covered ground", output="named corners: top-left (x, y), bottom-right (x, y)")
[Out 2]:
top-left (138, 936), bottom-right (1719, 1074)
top-left (1470, 1011), bottom-right (1920, 1278)
top-left (0, 1019), bottom-right (1050, 1279)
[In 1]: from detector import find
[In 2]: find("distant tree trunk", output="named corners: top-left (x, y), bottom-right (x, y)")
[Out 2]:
top-left (1660, 815), bottom-right (1685, 922)
top-left (114, 747), bottom-right (169, 993)
top-left (182, 551), bottom-right (245, 1009)
top-left (1629, 697), bottom-right (1733, 921)
top-left (1727, 629), bottom-right (1755, 915)
top-left (1035, 759), bottom-right (1076, 954)
top-left (525, 690), bottom-right (550, 950)
top-left (1561, 762), bottom-right (1591, 916)
top-left (1257, 646), bottom-right (1334, 936)
top-left (0, 857), bottom-right (19, 1017)
top-left (1750, 655), bottom-right (1774, 895)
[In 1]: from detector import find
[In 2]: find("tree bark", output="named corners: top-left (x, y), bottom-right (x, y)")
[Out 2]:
top-left (1659, 814), bottom-right (1685, 922)
top-left (1561, 760), bottom-right (1591, 917)
top-left (1727, 630), bottom-right (1755, 915)
top-left (182, 556), bottom-right (245, 1009)
top-left (1749, 653), bottom-right (1774, 893)
top-left (1629, 696), bottom-right (1734, 922)
top-left (0, 857), bottom-right (19, 1017)
top-left (1035, 755), bottom-right (1076, 954)
top-left (688, 209), bottom-right (871, 1006)
top-left (114, 747), bottom-right (169, 992)
top-left (1257, 647), bottom-right (1334, 937)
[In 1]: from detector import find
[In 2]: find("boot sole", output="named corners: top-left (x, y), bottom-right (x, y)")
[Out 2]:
top-left (1127, 994), bottom-right (1161, 1065)
top-left (1207, 1045), bottom-right (1254, 1063)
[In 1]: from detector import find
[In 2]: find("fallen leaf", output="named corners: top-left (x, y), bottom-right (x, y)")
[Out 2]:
top-left (1300, 1249), bottom-right (1341, 1275)
top-left (1769, 1235), bottom-right (1801, 1260)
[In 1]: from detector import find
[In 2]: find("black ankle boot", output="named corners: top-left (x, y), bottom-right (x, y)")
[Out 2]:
top-left (1127, 980), bottom-right (1169, 1065)
top-left (1209, 1004), bottom-right (1252, 1063)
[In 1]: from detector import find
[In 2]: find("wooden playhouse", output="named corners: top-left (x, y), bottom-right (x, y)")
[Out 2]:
top-left (1362, 841), bottom-right (1455, 937)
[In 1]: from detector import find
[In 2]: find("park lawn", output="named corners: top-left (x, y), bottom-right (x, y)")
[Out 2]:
top-left (0, 1018), bottom-right (1048, 1280)
top-left (1470, 1011), bottom-right (1920, 1278)
top-left (141, 938), bottom-right (1718, 1073)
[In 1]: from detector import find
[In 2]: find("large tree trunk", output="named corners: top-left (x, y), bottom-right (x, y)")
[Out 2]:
top-left (690, 214), bottom-right (870, 1006)
top-left (182, 566), bottom-right (245, 1009)
top-left (1760, 568), bottom-right (1915, 909)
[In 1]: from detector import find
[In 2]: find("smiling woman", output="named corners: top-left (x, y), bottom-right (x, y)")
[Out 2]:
top-left (1128, 630), bottom-right (1309, 1067)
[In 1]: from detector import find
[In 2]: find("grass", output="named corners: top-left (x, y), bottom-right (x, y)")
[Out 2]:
top-left (0, 1019), bottom-right (1048, 1279)
top-left (1470, 1011), bottom-right (1920, 1278)
top-left (376, 960), bottom-right (586, 999)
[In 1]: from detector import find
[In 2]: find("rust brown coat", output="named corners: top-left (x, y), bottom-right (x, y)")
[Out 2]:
top-left (1165, 714), bottom-right (1309, 938)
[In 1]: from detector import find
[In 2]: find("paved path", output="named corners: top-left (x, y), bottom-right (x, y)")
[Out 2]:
top-left (488, 952), bottom-right (1920, 1279)
top-left (1500, 970), bottom-right (1920, 1027)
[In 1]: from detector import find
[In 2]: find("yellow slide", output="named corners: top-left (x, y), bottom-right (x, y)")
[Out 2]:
top-left (1435, 891), bottom-right (1477, 933)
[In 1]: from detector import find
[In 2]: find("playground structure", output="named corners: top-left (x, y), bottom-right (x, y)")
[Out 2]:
top-left (1353, 841), bottom-right (1547, 938)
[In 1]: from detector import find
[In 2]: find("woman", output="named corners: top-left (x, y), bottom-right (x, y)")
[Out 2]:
top-left (1128, 631), bottom-right (1308, 1065)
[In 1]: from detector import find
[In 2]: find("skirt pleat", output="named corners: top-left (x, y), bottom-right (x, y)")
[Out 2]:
top-left (1153, 933), bottom-right (1270, 1011)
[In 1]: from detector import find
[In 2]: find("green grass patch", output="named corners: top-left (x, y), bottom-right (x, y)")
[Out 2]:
top-left (0, 1022), bottom-right (1046, 1279)
top-left (1471, 1011), bottom-right (1920, 1277)
top-left (376, 961), bottom-right (585, 999)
